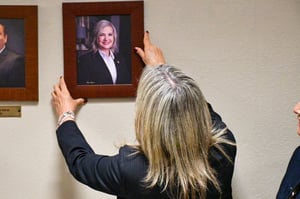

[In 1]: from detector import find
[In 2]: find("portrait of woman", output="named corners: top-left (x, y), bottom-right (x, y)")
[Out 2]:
top-left (76, 16), bottom-right (131, 85)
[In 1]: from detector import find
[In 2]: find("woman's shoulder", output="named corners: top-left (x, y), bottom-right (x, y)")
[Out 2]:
top-left (118, 145), bottom-right (148, 168)
top-left (118, 145), bottom-right (149, 185)
top-left (119, 145), bottom-right (145, 159)
top-left (207, 102), bottom-right (237, 160)
top-left (119, 145), bottom-right (136, 153)
top-left (209, 130), bottom-right (236, 175)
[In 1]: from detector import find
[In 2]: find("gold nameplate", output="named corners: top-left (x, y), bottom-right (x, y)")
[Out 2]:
top-left (0, 106), bottom-right (21, 117)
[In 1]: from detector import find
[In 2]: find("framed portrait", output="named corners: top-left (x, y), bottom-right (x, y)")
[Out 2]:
top-left (63, 1), bottom-right (144, 98)
top-left (0, 6), bottom-right (38, 101)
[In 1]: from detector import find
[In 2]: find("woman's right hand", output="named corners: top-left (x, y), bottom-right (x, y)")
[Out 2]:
top-left (134, 31), bottom-right (166, 66)
top-left (51, 77), bottom-right (86, 118)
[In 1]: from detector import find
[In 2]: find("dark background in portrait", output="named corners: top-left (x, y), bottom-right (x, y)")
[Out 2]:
top-left (0, 19), bottom-right (25, 55)
top-left (76, 15), bottom-right (131, 75)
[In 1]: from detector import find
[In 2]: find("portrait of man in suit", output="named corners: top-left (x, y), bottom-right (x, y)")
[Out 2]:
top-left (0, 20), bottom-right (25, 88)
top-left (76, 15), bottom-right (131, 85)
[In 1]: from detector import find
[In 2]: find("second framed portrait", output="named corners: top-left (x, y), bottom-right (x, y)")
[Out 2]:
top-left (63, 1), bottom-right (144, 98)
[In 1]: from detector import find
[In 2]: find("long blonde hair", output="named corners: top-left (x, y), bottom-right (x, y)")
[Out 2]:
top-left (135, 65), bottom-right (229, 198)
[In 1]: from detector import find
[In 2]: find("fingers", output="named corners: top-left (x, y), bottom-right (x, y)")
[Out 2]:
top-left (294, 102), bottom-right (300, 114)
top-left (52, 77), bottom-right (64, 93)
top-left (52, 82), bottom-right (60, 99)
top-left (134, 47), bottom-right (145, 60)
top-left (52, 76), bottom-right (86, 103)
top-left (58, 76), bottom-right (69, 94)
top-left (134, 31), bottom-right (150, 60)
top-left (75, 98), bottom-right (86, 106)
top-left (135, 31), bottom-right (166, 66)
top-left (51, 76), bottom-right (69, 106)
top-left (143, 31), bottom-right (151, 46)
top-left (51, 76), bottom-right (88, 119)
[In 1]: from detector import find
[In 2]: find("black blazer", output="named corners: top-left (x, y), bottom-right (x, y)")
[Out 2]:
top-left (77, 50), bottom-right (131, 85)
top-left (277, 146), bottom-right (300, 199)
top-left (56, 103), bottom-right (236, 199)
top-left (0, 48), bottom-right (25, 87)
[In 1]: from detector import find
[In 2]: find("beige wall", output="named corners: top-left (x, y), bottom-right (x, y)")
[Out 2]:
top-left (0, 0), bottom-right (300, 198)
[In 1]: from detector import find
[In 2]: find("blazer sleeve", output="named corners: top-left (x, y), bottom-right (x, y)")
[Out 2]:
top-left (56, 121), bottom-right (123, 196)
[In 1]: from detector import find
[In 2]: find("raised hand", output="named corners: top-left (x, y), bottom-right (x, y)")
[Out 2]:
top-left (134, 31), bottom-right (166, 66)
top-left (51, 77), bottom-right (86, 118)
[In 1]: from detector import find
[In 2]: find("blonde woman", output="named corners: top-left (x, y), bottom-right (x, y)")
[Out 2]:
top-left (52, 32), bottom-right (236, 199)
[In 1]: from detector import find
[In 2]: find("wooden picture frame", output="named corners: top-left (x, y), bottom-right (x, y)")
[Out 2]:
top-left (0, 6), bottom-right (38, 101)
top-left (63, 1), bottom-right (144, 98)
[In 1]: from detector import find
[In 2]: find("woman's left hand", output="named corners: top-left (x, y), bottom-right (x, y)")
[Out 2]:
top-left (51, 77), bottom-right (86, 118)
